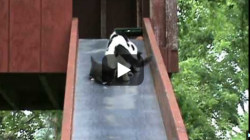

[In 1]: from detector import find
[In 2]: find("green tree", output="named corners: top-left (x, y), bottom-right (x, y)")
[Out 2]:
top-left (0, 111), bottom-right (62, 140)
top-left (173, 0), bottom-right (249, 139)
top-left (232, 113), bottom-right (249, 140)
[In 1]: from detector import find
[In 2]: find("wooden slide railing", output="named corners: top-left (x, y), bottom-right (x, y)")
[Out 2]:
top-left (143, 18), bottom-right (189, 140)
top-left (61, 18), bottom-right (78, 140)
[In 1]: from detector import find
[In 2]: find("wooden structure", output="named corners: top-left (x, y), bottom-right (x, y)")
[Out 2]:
top-left (0, 0), bottom-right (187, 140)
top-left (0, 0), bottom-right (178, 73)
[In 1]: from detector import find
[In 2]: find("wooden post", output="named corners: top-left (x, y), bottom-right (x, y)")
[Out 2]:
top-left (136, 0), bottom-right (142, 27)
top-left (150, 0), bottom-right (165, 48)
top-left (61, 18), bottom-right (78, 140)
top-left (0, 0), bottom-right (9, 72)
top-left (142, 0), bottom-right (150, 17)
top-left (150, 0), bottom-right (168, 72)
top-left (101, 0), bottom-right (107, 38)
top-left (165, 0), bottom-right (179, 72)
top-left (150, 0), bottom-right (179, 73)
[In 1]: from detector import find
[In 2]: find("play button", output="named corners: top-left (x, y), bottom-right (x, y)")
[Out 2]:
top-left (117, 63), bottom-right (131, 78)
top-left (102, 54), bottom-right (144, 86)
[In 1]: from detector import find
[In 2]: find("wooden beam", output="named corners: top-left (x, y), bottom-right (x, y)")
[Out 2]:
top-left (61, 18), bottom-right (78, 140)
top-left (143, 18), bottom-right (188, 140)
top-left (165, 0), bottom-right (178, 50)
top-left (101, 0), bottom-right (107, 38)
top-left (150, 0), bottom-right (166, 48)
top-left (38, 75), bottom-right (60, 109)
top-left (142, 0), bottom-right (150, 17)
top-left (0, 0), bottom-right (9, 72)
top-left (0, 87), bottom-right (18, 110)
top-left (150, 0), bottom-right (169, 73)
top-left (150, 0), bottom-right (179, 73)
top-left (136, 0), bottom-right (142, 27)
top-left (165, 0), bottom-right (179, 72)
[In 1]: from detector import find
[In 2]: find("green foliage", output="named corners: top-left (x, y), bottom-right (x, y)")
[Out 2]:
top-left (173, 0), bottom-right (249, 139)
top-left (231, 113), bottom-right (249, 140)
top-left (0, 111), bottom-right (62, 140)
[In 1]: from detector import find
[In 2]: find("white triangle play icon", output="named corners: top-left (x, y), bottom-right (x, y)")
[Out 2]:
top-left (117, 63), bottom-right (131, 78)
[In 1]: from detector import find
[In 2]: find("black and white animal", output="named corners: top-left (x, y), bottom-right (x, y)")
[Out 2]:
top-left (106, 31), bottom-right (138, 57)
top-left (106, 31), bottom-right (152, 72)
top-left (89, 31), bottom-right (152, 84)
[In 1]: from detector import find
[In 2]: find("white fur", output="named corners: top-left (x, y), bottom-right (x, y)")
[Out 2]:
top-left (105, 32), bottom-right (138, 55)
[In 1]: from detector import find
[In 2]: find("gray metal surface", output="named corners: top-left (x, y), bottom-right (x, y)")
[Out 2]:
top-left (72, 39), bottom-right (167, 140)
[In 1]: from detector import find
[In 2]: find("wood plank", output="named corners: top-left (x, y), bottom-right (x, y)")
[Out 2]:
top-left (165, 0), bottom-right (178, 50)
top-left (143, 18), bottom-right (189, 140)
top-left (150, 0), bottom-right (171, 73)
top-left (150, 0), bottom-right (179, 73)
top-left (165, 0), bottom-right (179, 72)
top-left (101, 0), bottom-right (107, 38)
top-left (170, 49), bottom-right (179, 72)
top-left (9, 0), bottom-right (41, 72)
top-left (136, 0), bottom-right (142, 27)
top-left (142, 0), bottom-right (150, 17)
top-left (150, 0), bottom-right (166, 48)
top-left (106, 0), bottom-right (137, 36)
top-left (42, 0), bottom-right (72, 72)
top-left (61, 18), bottom-right (78, 140)
top-left (73, 0), bottom-right (100, 38)
top-left (0, 0), bottom-right (9, 72)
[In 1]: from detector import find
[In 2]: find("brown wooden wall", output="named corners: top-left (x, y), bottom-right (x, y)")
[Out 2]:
top-left (0, 0), bottom-right (72, 73)
top-left (1, 0), bottom-right (138, 73)
top-left (0, 0), bottom-right (9, 72)
top-left (0, 0), bottom-right (178, 73)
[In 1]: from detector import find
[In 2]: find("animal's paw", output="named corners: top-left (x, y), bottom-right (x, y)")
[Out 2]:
top-left (102, 82), bottom-right (108, 85)
top-left (89, 76), bottom-right (95, 81)
top-left (128, 72), bottom-right (134, 77)
top-left (132, 65), bottom-right (141, 72)
top-left (122, 74), bottom-right (130, 82)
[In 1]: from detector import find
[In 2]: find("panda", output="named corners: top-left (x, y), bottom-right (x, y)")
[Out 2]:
top-left (105, 31), bottom-right (138, 56)
top-left (104, 31), bottom-right (152, 82)
top-left (89, 31), bottom-right (152, 85)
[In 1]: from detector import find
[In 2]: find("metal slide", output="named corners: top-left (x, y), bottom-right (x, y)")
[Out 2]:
top-left (72, 39), bottom-right (168, 140)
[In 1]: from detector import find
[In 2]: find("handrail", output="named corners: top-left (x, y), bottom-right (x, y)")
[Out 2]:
top-left (143, 18), bottom-right (189, 140)
top-left (61, 18), bottom-right (79, 140)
